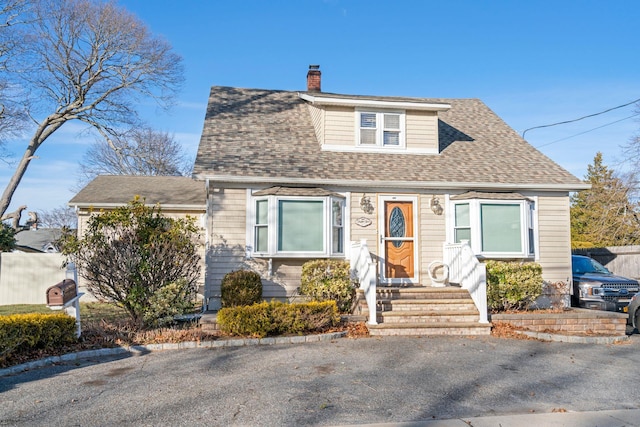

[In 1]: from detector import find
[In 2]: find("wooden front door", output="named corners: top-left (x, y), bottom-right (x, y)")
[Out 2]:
top-left (382, 199), bottom-right (416, 282)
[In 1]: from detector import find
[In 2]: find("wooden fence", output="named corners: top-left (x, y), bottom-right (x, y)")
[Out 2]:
top-left (574, 245), bottom-right (640, 279)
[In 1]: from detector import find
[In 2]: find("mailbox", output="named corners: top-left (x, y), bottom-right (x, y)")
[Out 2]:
top-left (46, 279), bottom-right (77, 306)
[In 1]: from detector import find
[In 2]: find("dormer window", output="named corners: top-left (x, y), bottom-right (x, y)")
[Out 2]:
top-left (357, 110), bottom-right (405, 148)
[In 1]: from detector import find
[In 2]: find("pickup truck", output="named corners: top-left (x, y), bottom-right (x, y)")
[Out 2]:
top-left (571, 255), bottom-right (640, 313)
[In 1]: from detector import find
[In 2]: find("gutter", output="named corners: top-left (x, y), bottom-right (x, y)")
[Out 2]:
top-left (192, 174), bottom-right (591, 192)
top-left (69, 203), bottom-right (207, 210)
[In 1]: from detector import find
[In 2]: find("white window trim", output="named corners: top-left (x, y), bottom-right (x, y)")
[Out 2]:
top-left (447, 198), bottom-right (537, 259)
top-left (355, 108), bottom-right (406, 149)
top-left (246, 192), bottom-right (346, 258)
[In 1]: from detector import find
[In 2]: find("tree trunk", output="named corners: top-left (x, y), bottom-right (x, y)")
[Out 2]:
top-left (0, 146), bottom-right (37, 216)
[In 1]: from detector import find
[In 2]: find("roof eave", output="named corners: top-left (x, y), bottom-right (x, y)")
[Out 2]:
top-left (298, 93), bottom-right (451, 111)
top-left (193, 174), bottom-right (590, 192)
top-left (68, 202), bottom-right (207, 211)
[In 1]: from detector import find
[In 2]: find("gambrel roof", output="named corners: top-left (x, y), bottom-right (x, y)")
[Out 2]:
top-left (194, 87), bottom-right (586, 192)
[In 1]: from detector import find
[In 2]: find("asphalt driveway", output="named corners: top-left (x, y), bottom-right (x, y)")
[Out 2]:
top-left (2, 334), bottom-right (640, 426)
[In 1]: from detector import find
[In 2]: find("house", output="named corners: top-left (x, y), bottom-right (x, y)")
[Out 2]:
top-left (71, 66), bottom-right (588, 333)
top-left (14, 228), bottom-right (63, 253)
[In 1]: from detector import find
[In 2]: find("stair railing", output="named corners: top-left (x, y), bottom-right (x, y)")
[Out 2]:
top-left (350, 239), bottom-right (378, 325)
top-left (443, 241), bottom-right (489, 323)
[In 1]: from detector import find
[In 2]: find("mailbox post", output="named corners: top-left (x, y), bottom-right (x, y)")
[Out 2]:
top-left (47, 263), bottom-right (84, 338)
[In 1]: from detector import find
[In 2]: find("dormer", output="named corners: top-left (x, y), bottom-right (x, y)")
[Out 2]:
top-left (299, 66), bottom-right (451, 155)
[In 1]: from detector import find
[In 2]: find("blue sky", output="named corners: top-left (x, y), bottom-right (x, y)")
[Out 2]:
top-left (2, 0), bottom-right (639, 215)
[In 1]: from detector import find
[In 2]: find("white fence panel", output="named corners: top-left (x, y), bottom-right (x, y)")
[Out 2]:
top-left (0, 253), bottom-right (66, 305)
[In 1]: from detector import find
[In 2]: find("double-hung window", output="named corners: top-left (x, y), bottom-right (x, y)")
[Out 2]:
top-left (451, 197), bottom-right (536, 258)
top-left (251, 192), bottom-right (345, 257)
top-left (357, 110), bottom-right (405, 148)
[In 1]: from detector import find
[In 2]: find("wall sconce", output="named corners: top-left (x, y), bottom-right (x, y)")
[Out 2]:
top-left (430, 195), bottom-right (443, 215)
top-left (360, 194), bottom-right (374, 214)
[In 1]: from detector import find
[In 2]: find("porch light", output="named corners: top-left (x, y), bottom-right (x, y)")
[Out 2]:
top-left (360, 194), bottom-right (374, 214)
top-left (430, 195), bottom-right (443, 215)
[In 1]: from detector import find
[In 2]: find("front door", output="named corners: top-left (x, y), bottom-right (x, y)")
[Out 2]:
top-left (380, 197), bottom-right (418, 284)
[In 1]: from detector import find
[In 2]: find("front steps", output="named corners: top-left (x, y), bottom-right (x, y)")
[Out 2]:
top-left (354, 286), bottom-right (491, 336)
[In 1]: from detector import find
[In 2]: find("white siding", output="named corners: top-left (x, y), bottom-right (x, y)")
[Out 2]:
top-left (0, 253), bottom-right (65, 305)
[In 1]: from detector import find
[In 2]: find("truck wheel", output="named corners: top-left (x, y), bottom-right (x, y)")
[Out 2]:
top-left (635, 309), bottom-right (640, 332)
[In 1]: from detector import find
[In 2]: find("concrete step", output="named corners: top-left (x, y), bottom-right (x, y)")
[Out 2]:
top-left (371, 286), bottom-right (470, 300)
top-left (384, 299), bottom-right (476, 312)
top-left (199, 311), bottom-right (220, 334)
top-left (380, 310), bottom-right (479, 324)
top-left (367, 322), bottom-right (491, 336)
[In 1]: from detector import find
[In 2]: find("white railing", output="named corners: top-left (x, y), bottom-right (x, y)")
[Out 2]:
top-left (443, 241), bottom-right (488, 323)
top-left (350, 239), bottom-right (378, 325)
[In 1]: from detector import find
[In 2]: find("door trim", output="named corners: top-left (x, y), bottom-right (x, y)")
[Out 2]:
top-left (378, 195), bottom-right (419, 285)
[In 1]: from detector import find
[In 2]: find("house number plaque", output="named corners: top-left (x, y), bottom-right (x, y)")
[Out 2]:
top-left (355, 217), bottom-right (372, 227)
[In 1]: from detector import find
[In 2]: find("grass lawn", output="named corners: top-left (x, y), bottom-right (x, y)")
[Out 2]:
top-left (0, 302), bottom-right (128, 322)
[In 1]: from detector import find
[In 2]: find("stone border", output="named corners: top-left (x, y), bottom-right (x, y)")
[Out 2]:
top-left (0, 331), bottom-right (347, 378)
top-left (514, 330), bottom-right (629, 344)
top-left (492, 308), bottom-right (631, 343)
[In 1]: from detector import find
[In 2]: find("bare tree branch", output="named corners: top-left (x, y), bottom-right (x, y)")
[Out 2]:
top-left (77, 126), bottom-right (191, 188)
top-left (0, 0), bottom-right (184, 216)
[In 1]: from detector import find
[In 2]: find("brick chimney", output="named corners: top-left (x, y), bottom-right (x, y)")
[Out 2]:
top-left (306, 65), bottom-right (321, 92)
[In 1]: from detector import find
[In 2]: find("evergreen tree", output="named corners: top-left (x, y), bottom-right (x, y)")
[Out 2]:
top-left (571, 152), bottom-right (640, 248)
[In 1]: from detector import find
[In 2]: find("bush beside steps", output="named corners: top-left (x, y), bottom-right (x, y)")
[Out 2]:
top-left (216, 300), bottom-right (340, 338)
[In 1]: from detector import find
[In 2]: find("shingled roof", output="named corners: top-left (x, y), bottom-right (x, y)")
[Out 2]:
top-left (69, 175), bottom-right (206, 209)
top-left (194, 86), bottom-right (586, 191)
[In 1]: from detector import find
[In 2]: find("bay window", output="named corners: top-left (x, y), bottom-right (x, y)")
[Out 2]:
top-left (451, 197), bottom-right (536, 258)
top-left (250, 193), bottom-right (345, 257)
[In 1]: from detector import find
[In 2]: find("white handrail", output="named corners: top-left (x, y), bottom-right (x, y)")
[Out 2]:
top-left (443, 241), bottom-right (489, 323)
top-left (350, 239), bottom-right (378, 325)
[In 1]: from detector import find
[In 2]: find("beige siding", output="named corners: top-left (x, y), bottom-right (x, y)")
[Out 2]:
top-left (206, 189), bottom-right (310, 304)
top-left (206, 188), bottom-right (247, 307)
top-left (349, 194), bottom-right (378, 257)
top-left (406, 110), bottom-right (438, 152)
top-left (323, 106), bottom-right (355, 146)
top-left (536, 194), bottom-right (572, 284)
top-left (320, 107), bottom-right (439, 152)
top-left (418, 194), bottom-right (446, 285)
top-left (307, 104), bottom-right (324, 145)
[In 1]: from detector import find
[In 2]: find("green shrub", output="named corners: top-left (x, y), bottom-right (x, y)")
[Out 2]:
top-left (299, 259), bottom-right (354, 312)
top-left (221, 270), bottom-right (263, 307)
top-left (217, 300), bottom-right (339, 338)
top-left (486, 260), bottom-right (543, 311)
top-left (59, 198), bottom-right (201, 329)
top-left (143, 279), bottom-right (197, 327)
top-left (0, 313), bottom-right (76, 362)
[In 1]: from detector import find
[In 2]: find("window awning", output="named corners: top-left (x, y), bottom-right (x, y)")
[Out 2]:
top-left (252, 186), bottom-right (344, 197)
top-left (450, 191), bottom-right (532, 201)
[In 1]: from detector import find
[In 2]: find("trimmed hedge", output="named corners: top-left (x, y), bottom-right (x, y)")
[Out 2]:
top-left (486, 260), bottom-right (543, 311)
top-left (0, 313), bottom-right (76, 362)
top-left (217, 300), bottom-right (340, 338)
top-left (221, 270), bottom-right (263, 308)
top-left (299, 259), bottom-right (355, 312)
